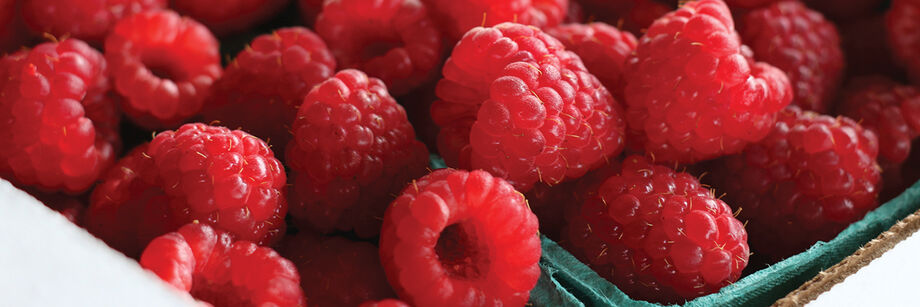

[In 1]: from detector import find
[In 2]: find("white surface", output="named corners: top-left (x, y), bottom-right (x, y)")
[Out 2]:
top-left (808, 229), bottom-right (920, 307)
top-left (0, 180), bottom-right (197, 307)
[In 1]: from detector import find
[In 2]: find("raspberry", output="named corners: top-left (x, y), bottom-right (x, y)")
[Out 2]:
top-left (286, 69), bottom-right (429, 237)
top-left (170, 0), bottom-right (287, 35)
top-left (360, 299), bottom-right (410, 307)
top-left (545, 22), bottom-right (638, 101)
top-left (21, 0), bottom-right (166, 43)
top-left (105, 10), bottom-right (221, 129)
top-left (431, 22), bottom-right (626, 192)
top-left (204, 27), bottom-right (335, 151)
top-left (86, 124), bottom-right (287, 257)
top-left (563, 155), bottom-right (749, 304)
top-left (0, 39), bottom-right (119, 193)
top-left (424, 0), bottom-right (568, 40)
top-left (277, 231), bottom-right (397, 307)
top-left (740, 1), bottom-right (843, 113)
top-left (525, 163), bottom-right (619, 240)
top-left (624, 0), bottom-right (793, 163)
top-left (140, 223), bottom-right (305, 306)
top-left (711, 107), bottom-right (881, 261)
top-left (315, 0), bottom-right (443, 95)
top-left (887, 0), bottom-right (920, 84)
top-left (379, 169), bottom-right (541, 306)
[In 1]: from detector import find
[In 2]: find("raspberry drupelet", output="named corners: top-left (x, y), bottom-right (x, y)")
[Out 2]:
top-left (204, 27), bottom-right (335, 151)
top-left (170, 0), bottom-right (288, 35)
top-left (712, 107), bottom-right (881, 261)
top-left (431, 22), bottom-right (626, 192)
top-left (286, 69), bottom-right (429, 238)
top-left (105, 10), bottom-right (221, 129)
top-left (0, 39), bottom-right (119, 194)
top-left (624, 0), bottom-right (793, 163)
top-left (740, 1), bottom-right (844, 113)
top-left (379, 169), bottom-right (541, 306)
top-left (315, 0), bottom-right (443, 95)
top-left (545, 22), bottom-right (638, 101)
top-left (140, 223), bottom-right (305, 307)
top-left (86, 124), bottom-right (287, 257)
top-left (887, 0), bottom-right (920, 84)
top-left (424, 0), bottom-right (568, 41)
top-left (563, 155), bottom-right (749, 304)
top-left (21, 0), bottom-right (166, 43)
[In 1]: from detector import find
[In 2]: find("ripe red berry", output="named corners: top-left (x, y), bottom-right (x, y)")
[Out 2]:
top-left (424, 0), bottom-right (568, 40)
top-left (286, 69), bottom-right (429, 238)
top-left (21, 0), bottom-right (166, 43)
top-left (545, 22), bottom-right (638, 101)
top-left (624, 0), bottom-right (793, 163)
top-left (564, 155), bottom-right (749, 304)
top-left (712, 107), bottom-right (881, 261)
top-left (170, 0), bottom-right (287, 35)
top-left (431, 22), bottom-right (626, 192)
top-left (360, 299), bottom-right (410, 307)
top-left (315, 0), bottom-right (443, 95)
top-left (887, 0), bottom-right (920, 84)
top-left (86, 124), bottom-right (287, 257)
top-left (379, 169), bottom-right (541, 306)
top-left (140, 223), bottom-right (306, 306)
top-left (105, 10), bottom-right (221, 129)
top-left (0, 39), bottom-right (119, 193)
top-left (204, 27), bottom-right (336, 151)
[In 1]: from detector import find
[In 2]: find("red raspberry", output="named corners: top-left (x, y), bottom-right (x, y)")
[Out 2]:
top-left (525, 163), bottom-right (619, 240)
top-left (740, 1), bottom-right (843, 113)
top-left (140, 223), bottom-right (305, 306)
top-left (86, 124), bottom-right (287, 257)
top-left (21, 0), bottom-right (166, 43)
top-left (277, 231), bottom-right (397, 307)
top-left (545, 22), bottom-right (638, 101)
top-left (563, 155), bottom-right (749, 304)
top-left (379, 169), bottom-right (541, 306)
top-left (887, 0), bottom-right (920, 84)
top-left (624, 0), bottom-right (793, 163)
top-left (315, 0), bottom-right (443, 95)
top-left (712, 107), bottom-right (881, 261)
top-left (0, 39), bottom-right (119, 193)
top-left (204, 27), bottom-right (336, 151)
top-left (105, 10), bottom-right (221, 129)
top-left (431, 22), bottom-right (626, 192)
top-left (286, 69), bottom-right (429, 237)
top-left (170, 0), bottom-right (287, 35)
top-left (360, 299), bottom-right (410, 307)
top-left (424, 0), bottom-right (568, 40)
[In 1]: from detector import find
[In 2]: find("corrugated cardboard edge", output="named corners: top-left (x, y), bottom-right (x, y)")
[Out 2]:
top-left (774, 208), bottom-right (920, 306)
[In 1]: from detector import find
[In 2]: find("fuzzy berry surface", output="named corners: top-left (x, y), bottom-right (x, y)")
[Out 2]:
top-left (379, 169), bottom-right (541, 307)
top-left (140, 223), bottom-right (305, 306)
top-left (359, 299), bottom-right (410, 307)
top-left (86, 124), bottom-right (287, 257)
top-left (712, 107), bottom-right (881, 261)
top-left (740, 1), bottom-right (843, 113)
top-left (624, 0), bottom-right (793, 163)
top-left (545, 22), bottom-right (638, 101)
top-left (286, 69), bottom-right (429, 238)
top-left (21, 0), bottom-right (166, 43)
top-left (0, 39), bottom-right (119, 193)
top-left (315, 0), bottom-right (443, 95)
top-left (564, 155), bottom-right (749, 304)
top-left (205, 27), bottom-right (335, 151)
top-left (424, 0), bottom-right (568, 40)
top-left (170, 0), bottom-right (287, 35)
top-left (887, 0), bottom-right (920, 84)
top-left (277, 231), bottom-right (396, 307)
top-left (431, 22), bottom-right (625, 192)
top-left (105, 10), bottom-right (221, 129)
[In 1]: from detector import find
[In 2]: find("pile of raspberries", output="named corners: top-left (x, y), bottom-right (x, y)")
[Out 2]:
top-left (2, 0), bottom-right (918, 305)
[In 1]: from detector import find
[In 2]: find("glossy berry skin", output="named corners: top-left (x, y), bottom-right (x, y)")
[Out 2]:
top-left (205, 27), bottom-right (336, 151)
top-left (624, 0), bottom-right (793, 163)
top-left (741, 1), bottom-right (843, 113)
top-left (0, 39), bottom-right (119, 193)
top-left (713, 107), bottom-right (881, 261)
top-left (105, 10), bottom-right (222, 129)
top-left (359, 299), bottom-right (410, 307)
top-left (431, 22), bottom-right (625, 192)
top-left (86, 124), bottom-right (287, 257)
top-left (564, 156), bottom-right (749, 304)
top-left (140, 223), bottom-right (305, 307)
top-left (315, 0), bottom-right (443, 95)
top-left (424, 0), bottom-right (568, 40)
top-left (545, 22), bottom-right (638, 101)
top-left (887, 0), bottom-right (920, 84)
top-left (21, 0), bottom-right (166, 43)
top-left (170, 0), bottom-right (287, 35)
top-left (277, 232), bottom-right (396, 307)
top-left (286, 69), bottom-right (429, 238)
top-left (379, 169), bottom-right (541, 307)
